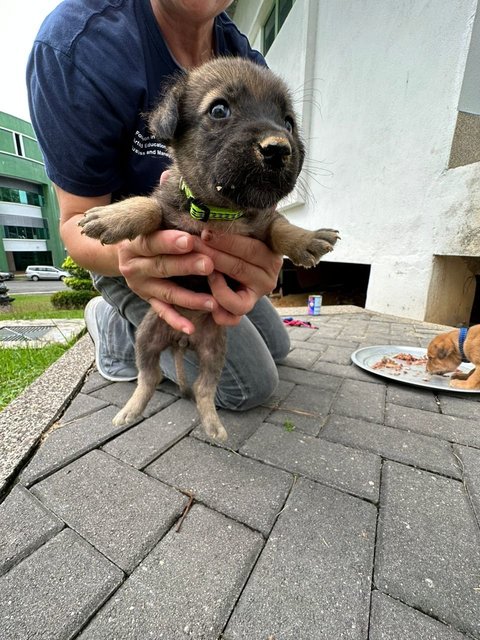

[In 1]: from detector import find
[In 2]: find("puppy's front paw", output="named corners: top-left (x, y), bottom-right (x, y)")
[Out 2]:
top-left (288, 228), bottom-right (340, 268)
top-left (112, 407), bottom-right (141, 426)
top-left (450, 378), bottom-right (468, 389)
top-left (79, 205), bottom-right (134, 245)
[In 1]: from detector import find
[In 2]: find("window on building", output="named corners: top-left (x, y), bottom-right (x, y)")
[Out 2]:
top-left (0, 186), bottom-right (44, 207)
top-left (262, 0), bottom-right (294, 54)
top-left (13, 132), bottom-right (24, 157)
top-left (4, 224), bottom-right (50, 240)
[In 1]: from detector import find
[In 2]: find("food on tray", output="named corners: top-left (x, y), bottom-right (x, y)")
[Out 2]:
top-left (392, 352), bottom-right (428, 365)
top-left (371, 352), bottom-right (430, 378)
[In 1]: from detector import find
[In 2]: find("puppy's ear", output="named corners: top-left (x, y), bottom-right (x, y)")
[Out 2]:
top-left (437, 347), bottom-right (452, 359)
top-left (148, 75), bottom-right (186, 144)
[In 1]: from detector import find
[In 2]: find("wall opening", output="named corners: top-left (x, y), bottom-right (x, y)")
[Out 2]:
top-left (273, 260), bottom-right (371, 308)
top-left (469, 275), bottom-right (480, 324)
top-left (425, 255), bottom-right (477, 326)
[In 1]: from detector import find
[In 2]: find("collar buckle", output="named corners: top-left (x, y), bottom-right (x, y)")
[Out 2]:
top-left (188, 198), bottom-right (211, 222)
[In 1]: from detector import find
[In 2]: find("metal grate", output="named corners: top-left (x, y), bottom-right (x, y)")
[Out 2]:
top-left (0, 325), bottom-right (52, 342)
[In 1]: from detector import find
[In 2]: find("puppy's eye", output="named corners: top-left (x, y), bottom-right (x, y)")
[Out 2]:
top-left (285, 116), bottom-right (294, 133)
top-left (209, 100), bottom-right (231, 120)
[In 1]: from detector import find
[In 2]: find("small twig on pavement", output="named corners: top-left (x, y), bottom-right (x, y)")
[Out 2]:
top-left (176, 490), bottom-right (195, 533)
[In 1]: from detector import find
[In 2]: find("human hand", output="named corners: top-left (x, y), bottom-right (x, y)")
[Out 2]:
top-left (118, 230), bottom-right (218, 334)
top-left (193, 229), bottom-right (283, 325)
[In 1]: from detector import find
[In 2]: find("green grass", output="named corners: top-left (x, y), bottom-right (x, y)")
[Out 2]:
top-left (0, 294), bottom-right (84, 410)
top-left (0, 341), bottom-right (73, 411)
top-left (0, 294), bottom-right (84, 320)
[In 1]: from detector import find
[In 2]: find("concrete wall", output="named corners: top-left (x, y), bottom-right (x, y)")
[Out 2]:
top-left (234, 0), bottom-right (480, 323)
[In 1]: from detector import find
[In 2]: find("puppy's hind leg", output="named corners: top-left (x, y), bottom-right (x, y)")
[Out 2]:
top-left (191, 324), bottom-right (227, 442)
top-left (113, 314), bottom-right (168, 426)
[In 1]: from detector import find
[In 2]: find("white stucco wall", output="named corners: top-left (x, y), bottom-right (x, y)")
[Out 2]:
top-left (234, 0), bottom-right (480, 321)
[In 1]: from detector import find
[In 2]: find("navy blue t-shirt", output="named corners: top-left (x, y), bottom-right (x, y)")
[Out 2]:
top-left (27, 0), bottom-right (265, 199)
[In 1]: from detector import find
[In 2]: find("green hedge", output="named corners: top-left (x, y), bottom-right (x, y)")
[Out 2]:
top-left (51, 290), bottom-right (99, 309)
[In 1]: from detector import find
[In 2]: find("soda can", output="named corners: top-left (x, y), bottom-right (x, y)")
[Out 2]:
top-left (307, 294), bottom-right (322, 315)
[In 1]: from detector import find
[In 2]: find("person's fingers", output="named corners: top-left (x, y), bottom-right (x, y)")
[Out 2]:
top-left (200, 228), bottom-right (282, 270)
top-left (148, 297), bottom-right (196, 334)
top-left (208, 271), bottom-right (257, 317)
top-left (159, 169), bottom-right (172, 186)
top-left (126, 230), bottom-right (196, 258)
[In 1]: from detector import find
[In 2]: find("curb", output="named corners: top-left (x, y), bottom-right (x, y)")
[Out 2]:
top-left (0, 334), bottom-right (94, 497)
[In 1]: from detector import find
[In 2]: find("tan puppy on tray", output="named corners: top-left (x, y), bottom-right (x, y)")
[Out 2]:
top-left (426, 325), bottom-right (480, 389)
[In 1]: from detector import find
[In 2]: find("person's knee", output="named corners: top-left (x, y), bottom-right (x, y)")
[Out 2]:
top-left (216, 362), bottom-right (279, 411)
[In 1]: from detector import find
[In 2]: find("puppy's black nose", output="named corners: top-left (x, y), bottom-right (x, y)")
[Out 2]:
top-left (258, 136), bottom-right (291, 168)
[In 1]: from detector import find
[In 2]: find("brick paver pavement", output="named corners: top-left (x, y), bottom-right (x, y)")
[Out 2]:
top-left (1, 310), bottom-right (479, 639)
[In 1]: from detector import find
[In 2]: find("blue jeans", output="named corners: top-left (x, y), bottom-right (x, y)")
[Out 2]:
top-left (92, 275), bottom-right (290, 410)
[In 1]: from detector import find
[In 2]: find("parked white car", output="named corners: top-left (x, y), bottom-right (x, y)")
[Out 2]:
top-left (25, 265), bottom-right (70, 281)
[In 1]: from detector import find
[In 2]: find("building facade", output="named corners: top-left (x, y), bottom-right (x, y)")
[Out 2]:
top-left (231, 0), bottom-right (480, 325)
top-left (0, 112), bottom-right (65, 273)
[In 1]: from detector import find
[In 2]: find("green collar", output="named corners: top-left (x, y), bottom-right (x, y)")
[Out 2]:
top-left (180, 179), bottom-right (244, 222)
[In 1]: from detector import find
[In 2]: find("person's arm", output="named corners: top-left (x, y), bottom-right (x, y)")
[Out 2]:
top-left (56, 183), bottom-right (282, 333)
top-left (56, 185), bottom-right (221, 333)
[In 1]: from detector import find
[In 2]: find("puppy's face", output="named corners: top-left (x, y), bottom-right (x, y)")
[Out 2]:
top-left (150, 57), bottom-right (305, 209)
top-left (426, 332), bottom-right (461, 374)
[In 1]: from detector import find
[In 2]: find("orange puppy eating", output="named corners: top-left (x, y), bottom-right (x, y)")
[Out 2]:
top-left (426, 325), bottom-right (480, 389)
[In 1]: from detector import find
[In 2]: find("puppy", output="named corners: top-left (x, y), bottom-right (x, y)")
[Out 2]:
top-left (426, 324), bottom-right (480, 389)
top-left (79, 57), bottom-right (339, 440)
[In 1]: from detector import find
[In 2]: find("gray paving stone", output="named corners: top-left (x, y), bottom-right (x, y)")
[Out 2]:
top-left (0, 486), bottom-right (64, 576)
top-left (312, 360), bottom-right (359, 378)
top-left (331, 378), bottom-right (386, 423)
top-left (80, 371), bottom-right (112, 394)
top-left (224, 478), bottom-right (376, 640)
top-left (306, 324), bottom-right (342, 339)
top-left (387, 385), bottom-right (440, 413)
top-left (91, 382), bottom-right (175, 417)
top-left (388, 336), bottom-right (423, 347)
top-left (78, 504), bottom-right (263, 640)
top-left (191, 405), bottom-right (271, 450)
top-left (277, 365), bottom-right (342, 391)
top-left (437, 393), bottom-right (480, 419)
top-left (301, 336), bottom-right (360, 350)
top-left (281, 347), bottom-right (320, 369)
top-left (102, 399), bottom-right (199, 468)
top-left (146, 437), bottom-right (292, 535)
top-left (321, 414), bottom-right (461, 478)
top-left (284, 325), bottom-right (318, 341)
top-left (267, 384), bottom-right (335, 435)
top-left (385, 403), bottom-right (480, 447)
top-left (316, 344), bottom-right (357, 365)
top-left (61, 392), bottom-right (109, 423)
top-left (240, 422), bottom-right (381, 501)
top-left (369, 591), bottom-right (471, 640)
top-left (375, 462), bottom-right (480, 639)
top-left (0, 528), bottom-right (123, 640)
top-left (32, 450), bottom-right (187, 573)
top-left (290, 338), bottom-right (328, 352)
top-left (19, 405), bottom-right (135, 486)
top-left (454, 445), bottom-right (480, 524)
top-left (262, 379), bottom-right (295, 409)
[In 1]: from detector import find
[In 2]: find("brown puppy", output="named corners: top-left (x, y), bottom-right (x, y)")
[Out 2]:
top-left (426, 324), bottom-right (480, 389)
top-left (79, 57), bottom-right (339, 440)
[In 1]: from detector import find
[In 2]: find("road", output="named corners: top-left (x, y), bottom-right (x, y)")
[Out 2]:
top-left (4, 278), bottom-right (68, 295)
